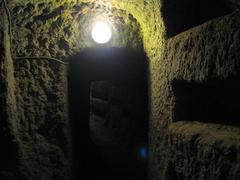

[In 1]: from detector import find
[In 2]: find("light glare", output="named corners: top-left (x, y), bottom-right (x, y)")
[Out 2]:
top-left (91, 22), bottom-right (112, 44)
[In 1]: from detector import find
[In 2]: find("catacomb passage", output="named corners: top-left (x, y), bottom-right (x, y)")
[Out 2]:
top-left (1, 0), bottom-right (240, 180)
top-left (68, 48), bottom-right (149, 180)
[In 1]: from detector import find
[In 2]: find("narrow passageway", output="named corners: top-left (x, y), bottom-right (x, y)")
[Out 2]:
top-left (2, 1), bottom-right (240, 179)
top-left (68, 48), bottom-right (149, 180)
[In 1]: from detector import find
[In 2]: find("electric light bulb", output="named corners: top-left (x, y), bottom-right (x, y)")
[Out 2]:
top-left (91, 22), bottom-right (112, 44)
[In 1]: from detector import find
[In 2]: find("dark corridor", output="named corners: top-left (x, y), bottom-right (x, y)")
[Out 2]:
top-left (68, 48), bottom-right (149, 180)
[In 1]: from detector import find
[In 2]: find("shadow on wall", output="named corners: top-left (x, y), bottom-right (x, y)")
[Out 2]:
top-left (161, 0), bottom-right (232, 37)
top-left (68, 48), bottom-right (149, 180)
top-left (172, 76), bottom-right (240, 126)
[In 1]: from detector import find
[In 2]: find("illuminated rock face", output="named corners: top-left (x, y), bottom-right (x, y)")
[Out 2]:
top-left (0, 0), bottom-right (240, 180)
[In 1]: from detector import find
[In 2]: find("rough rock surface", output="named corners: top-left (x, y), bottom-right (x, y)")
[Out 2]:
top-left (0, 0), bottom-right (240, 180)
top-left (150, 11), bottom-right (240, 180)
top-left (14, 59), bottom-right (70, 180)
top-left (0, 9), bottom-right (21, 180)
top-left (164, 121), bottom-right (240, 180)
top-left (1, 0), bottom-right (163, 179)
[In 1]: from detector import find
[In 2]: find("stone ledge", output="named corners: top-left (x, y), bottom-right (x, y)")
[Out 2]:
top-left (169, 121), bottom-right (240, 147)
top-left (165, 121), bottom-right (240, 179)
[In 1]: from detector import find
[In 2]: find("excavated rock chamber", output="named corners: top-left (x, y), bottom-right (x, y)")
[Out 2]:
top-left (0, 0), bottom-right (162, 180)
top-left (1, 0), bottom-right (240, 180)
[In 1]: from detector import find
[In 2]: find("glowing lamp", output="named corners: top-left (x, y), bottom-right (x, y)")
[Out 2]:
top-left (91, 22), bottom-right (112, 44)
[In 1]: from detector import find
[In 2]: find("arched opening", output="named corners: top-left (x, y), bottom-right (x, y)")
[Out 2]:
top-left (68, 48), bottom-right (149, 180)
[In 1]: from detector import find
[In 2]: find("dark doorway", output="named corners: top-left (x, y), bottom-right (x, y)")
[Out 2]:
top-left (68, 48), bottom-right (149, 180)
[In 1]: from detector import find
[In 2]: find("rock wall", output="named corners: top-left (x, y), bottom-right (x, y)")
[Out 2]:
top-left (1, 0), bottom-right (240, 180)
top-left (14, 59), bottom-right (70, 180)
top-left (0, 8), bottom-right (21, 179)
top-left (150, 9), bottom-right (240, 180)
top-left (0, 0), bottom-right (163, 179)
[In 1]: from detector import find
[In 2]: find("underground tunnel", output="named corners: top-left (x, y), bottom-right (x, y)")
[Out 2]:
top-left (1, 0), bottom-right (240, 180)
top-left (68, 48), bottom-right (149, 180)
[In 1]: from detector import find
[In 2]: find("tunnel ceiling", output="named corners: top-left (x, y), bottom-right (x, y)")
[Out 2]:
top-left (6, 0), bottom-right (165, 61)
